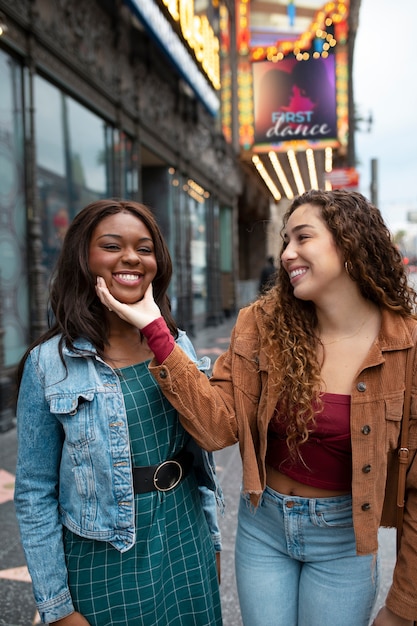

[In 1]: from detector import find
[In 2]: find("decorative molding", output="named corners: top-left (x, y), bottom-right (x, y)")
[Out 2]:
top-left (36, 0), bottom-right (115, 91)
top-left (138, 71), bottom-right (178, 144)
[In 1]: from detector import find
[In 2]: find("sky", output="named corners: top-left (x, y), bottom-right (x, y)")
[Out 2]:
top-left (353, 0), bottom-right (417, 232)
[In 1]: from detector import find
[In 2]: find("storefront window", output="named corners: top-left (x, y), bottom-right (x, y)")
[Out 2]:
top-left (35, 78), bottom-right (65, 177)
top-left (220, 206), bottom-right (232, 271)
top-left (119, 131), bottom-right (138, 198)
top-left (35, 76), bottom-right (113, 271)
top-left (0, 50), bottom-right (28, 366)
top-left (188, 186), bottom-right (207, 317)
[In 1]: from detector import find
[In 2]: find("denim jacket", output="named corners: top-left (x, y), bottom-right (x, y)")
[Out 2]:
top-left (14, 330), bottom-right (223, 624)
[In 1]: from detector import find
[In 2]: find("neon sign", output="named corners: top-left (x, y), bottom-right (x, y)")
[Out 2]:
top-left (162, 0), bottom-right (220, 90)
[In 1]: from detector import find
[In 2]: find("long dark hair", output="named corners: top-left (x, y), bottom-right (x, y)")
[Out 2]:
top-left (17, 199), bottom-right (178, 385)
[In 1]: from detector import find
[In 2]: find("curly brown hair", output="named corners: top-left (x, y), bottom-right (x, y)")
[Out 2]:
top-left (258, 189), bottom-right (417, 457)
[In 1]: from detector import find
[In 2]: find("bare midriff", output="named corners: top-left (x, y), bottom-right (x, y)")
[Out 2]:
top-left (266, 464), bottom-right (351, 498)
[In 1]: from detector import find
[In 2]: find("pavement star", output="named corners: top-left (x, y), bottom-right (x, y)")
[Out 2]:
top-left (0, 468), bottom-right (15, 504)
top-left (0, 565), bottom-right (31, 583)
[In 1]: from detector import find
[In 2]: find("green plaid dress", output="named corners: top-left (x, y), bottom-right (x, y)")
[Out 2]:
top-left (64, 361), bottom-right (222, 625)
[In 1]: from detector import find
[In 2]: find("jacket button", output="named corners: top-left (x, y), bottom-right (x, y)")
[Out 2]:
top-left (362, 464), bottom-right (371, 473)
top-left (361, 503), bottom-right (371, 511)
top-left (357, 382), bottom-right (367, 392)
top-left (159, 370), bottom-right (168, 379)
top-left (361, 425), bottom-right (371, 435)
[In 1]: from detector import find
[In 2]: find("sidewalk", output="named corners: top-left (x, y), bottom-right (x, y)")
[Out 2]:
top-left (191, 313), bottom-right (237, 362)
top-left (0, 427), bottom-right (38, 626)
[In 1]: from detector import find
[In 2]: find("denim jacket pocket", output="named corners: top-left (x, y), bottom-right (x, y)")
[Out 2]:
top-left (49, 392), bottom-right (95, 447)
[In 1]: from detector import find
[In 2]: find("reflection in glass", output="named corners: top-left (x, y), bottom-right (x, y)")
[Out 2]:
top-left (189, 194), bottom-right (207, 317)
top-left (0, 50), bottom-right (28, 366)
top-left (35, 76), bottom-right (112, 272)
top-left (35, 79), bottom-right (65, 177)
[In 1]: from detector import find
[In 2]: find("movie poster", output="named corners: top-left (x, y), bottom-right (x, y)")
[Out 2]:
top-left (252, 56), bottom-right (337, 147)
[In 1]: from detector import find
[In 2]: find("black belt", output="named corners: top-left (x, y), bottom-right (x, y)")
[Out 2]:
top-left (133, 450), bottom-right (193, 494)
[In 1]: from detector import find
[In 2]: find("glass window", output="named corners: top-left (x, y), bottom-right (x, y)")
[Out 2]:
top-left (35, 79), bottom-right (66, 177)
top-left (0, 50), bottom-right (28, 366)
top-left (35, 76), bottom-right (114, 272)
top-left (220, 206), bottom-right (232, 271)
top-left (188, 192), bottom-right (207, 316)
top-left (66, 96), bottom-right (107, 199)
top-left (119, 130), bottom-right (138, 199)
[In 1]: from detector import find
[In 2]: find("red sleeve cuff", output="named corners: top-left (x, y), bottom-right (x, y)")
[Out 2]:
top-left (141, 317), bottom-right (175, 363)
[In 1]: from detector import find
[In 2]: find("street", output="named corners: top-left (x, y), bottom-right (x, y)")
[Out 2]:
top-left (0, 313), bottom-right (397, 625)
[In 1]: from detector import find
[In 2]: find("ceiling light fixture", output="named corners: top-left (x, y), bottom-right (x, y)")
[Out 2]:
top-left (324, 147), bottom-right (333, 189)
top-left (306, 149), bottom-right (318, 190)
top-left (252, 155), bottom-right (281, 202)
top-left (325, 146), bottom-right (333, 172)
top-left (0, 12), bottom-right (8, 36)
top-left (268, 151), bottom-right (294, 199)
top-left (287, 150), bottom-right (305, 195)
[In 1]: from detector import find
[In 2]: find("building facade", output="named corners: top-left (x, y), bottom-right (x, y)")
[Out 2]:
top-left (0, 0), bottom-right (254, 428)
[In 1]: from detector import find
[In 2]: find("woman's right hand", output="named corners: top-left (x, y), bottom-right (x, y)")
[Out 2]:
top-left (95, 278), bottom-right (161, 329)
top-left (50, 611), bottom-right (91, 625)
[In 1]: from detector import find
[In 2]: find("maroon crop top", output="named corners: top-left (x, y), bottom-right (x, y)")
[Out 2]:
top-left (266, 392), bottom-right (352, 491)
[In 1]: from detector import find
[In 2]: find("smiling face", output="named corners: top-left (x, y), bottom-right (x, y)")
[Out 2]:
top-left (88, 210), bottom-right (157, 304)
top-left (280, 203), bottom-right (346, 303)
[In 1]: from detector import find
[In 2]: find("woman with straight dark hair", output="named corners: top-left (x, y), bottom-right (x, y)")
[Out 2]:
top-left (14, 199), bottom-right (223, 626)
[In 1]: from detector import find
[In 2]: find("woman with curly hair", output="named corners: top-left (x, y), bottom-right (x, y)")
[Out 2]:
top-left (14, 199), bottom-right (223, 626)
top-left (95, 190), bottom-right (417, 626)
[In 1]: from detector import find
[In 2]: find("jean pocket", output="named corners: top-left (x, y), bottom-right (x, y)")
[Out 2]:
top-left (313, 499), bottom-right (353, 528)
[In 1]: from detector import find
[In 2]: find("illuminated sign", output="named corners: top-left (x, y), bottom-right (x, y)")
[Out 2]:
top-left (126, 0), bottom-right (220, 115)
top-left (325, 167), bottom-right (359, 189)
top-left (250, 0), bottom-right (349, 62)
top-left (235, 0), bottom-right (254, 149)
top-left (252, 56), bottom-right (338, 149)
top-left (161, 0), bottom-right (220, 90)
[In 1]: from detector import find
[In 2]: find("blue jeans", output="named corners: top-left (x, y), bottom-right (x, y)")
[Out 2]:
top-left (235, 486), bottom-right (379, 626)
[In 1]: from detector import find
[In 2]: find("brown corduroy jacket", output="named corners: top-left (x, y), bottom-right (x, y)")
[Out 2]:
top-left (149, 302), bottom-right (417, 621)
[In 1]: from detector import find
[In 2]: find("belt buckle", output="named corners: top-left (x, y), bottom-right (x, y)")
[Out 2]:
top-left (153, 459), bottom-right (183, 492)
